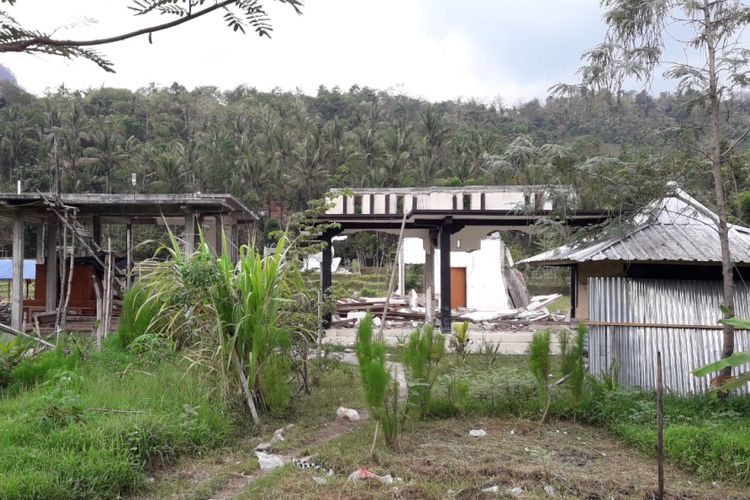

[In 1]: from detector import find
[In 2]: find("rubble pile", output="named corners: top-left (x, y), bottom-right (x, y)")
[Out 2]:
top-left (330, 292), bottom-right (567, 330)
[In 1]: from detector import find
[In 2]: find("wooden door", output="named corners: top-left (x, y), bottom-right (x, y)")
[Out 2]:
top-left (450, 267), bottom-right (467, 309)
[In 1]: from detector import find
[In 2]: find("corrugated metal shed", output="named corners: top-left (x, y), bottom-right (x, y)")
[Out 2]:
top-left (521, 186), bottom-right (750, 266)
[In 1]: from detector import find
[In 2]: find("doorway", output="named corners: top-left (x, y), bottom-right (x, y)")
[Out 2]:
top-left (450, 267), bottom-right (467, 308)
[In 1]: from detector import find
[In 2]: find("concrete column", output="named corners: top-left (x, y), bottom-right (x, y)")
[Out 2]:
top-left (45, 218), bottom-right (58, 313)
top-left (439, 222), bottom-right (452, 333)
top-left (424, 231), bottom-right (435, 322)
top-left (11, 210), bottom-right (24, 331)
top-left (320, 235), bottom-right (333, 328)
top-left (183, 209), bottom-right (196, 254)
top-left (397, 244), bottom-right (405, 296)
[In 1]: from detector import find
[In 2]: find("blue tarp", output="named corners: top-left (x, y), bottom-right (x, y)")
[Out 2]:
top-left (0, 259), bottom-right (36, 280)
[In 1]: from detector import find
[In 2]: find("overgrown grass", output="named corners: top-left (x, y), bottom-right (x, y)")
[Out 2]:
top-left (423, 353), bottom-right (750, 485)
top-left (0, 335), bottom-right (234, 499)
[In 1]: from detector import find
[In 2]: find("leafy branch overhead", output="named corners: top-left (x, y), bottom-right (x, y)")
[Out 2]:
top-left (0, 0), bottom-right (303, 72)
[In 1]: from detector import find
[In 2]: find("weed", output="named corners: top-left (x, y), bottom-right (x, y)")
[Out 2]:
top-left (529, 329), bottom-right (552, 423)
top-left (403, 324), bottom-right (445, 420)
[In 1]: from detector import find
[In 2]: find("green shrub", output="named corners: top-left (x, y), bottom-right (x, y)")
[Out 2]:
top-left (11, 348), bottom-right (77, 388)
top-left (450, 321), bottom-right (470, 359)
top-left (528, 329), bottom-right (552, 422)
top-left (402, 324), bottom-right (445, 419)
top-left (117, 283), bottom-right (163, 348)
top-left (0, 338), bottom-right (31, 388)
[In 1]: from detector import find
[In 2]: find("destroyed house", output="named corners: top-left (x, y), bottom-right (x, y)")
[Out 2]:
top-left (0, 192), bottom-right (256, 335)
top-left (521, 185), bottom-right (750, 320)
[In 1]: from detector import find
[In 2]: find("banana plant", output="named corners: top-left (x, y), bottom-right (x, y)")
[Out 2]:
top-left (693, 316), bottom-right (750, 393)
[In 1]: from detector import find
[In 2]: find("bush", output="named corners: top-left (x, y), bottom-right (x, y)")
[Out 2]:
top-left (11, 348), bottom-right (78, 388)
top-left (402, 324), bottom-right (444, 419)
top-left (0, 343), bottom-right (233, 499)
top-left (528, 329), bottom-right (552, 422)
top-left (117, 284), bottom-right (163, 348)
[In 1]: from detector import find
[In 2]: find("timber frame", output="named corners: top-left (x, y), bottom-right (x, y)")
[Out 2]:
top-left (0, 193), bottom-right (256, 332)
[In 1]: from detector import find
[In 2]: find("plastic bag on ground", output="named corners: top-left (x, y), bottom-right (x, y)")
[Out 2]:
top-left (336, 407), bottom-right (360, 421)
top-left (255, 451), bottom-right (284, 471)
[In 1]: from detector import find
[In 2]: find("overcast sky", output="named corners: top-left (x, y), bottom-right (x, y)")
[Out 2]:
top-left (2, 0), bottom-right (680, 102)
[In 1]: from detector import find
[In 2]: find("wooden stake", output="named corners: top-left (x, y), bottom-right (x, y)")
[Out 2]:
top-left (234, 351), bottom-right (261, 425)
top-left (657, 350), bottom-right (665, 500)
top-left (378, 210), bottom-right (407, 342)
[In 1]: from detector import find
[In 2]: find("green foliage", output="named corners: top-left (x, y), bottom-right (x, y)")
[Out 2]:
top-left (354, 314), bottom-right (389, 411)
top-left (528, 330), bottom-right (551, 388)
top-left (450, 321), bottom-right (470, 359)
top-left (117, 283), bottom-right (163, 348)
top-left (0, 339), bottom-right (232, 499)
top-left (402, 324), bottom-right (445, 419)
top-left (693, 351), bottom-right (750, 393)
top-left (567, 324), bottom-right (587, 403)
top-left (0, 337), bottom-right (30, 388)
top-left (11, 348), bottom-right (78, 388)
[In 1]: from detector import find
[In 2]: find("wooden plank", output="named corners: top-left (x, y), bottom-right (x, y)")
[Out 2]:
top-left (11, 210), bottom-right (24, 331)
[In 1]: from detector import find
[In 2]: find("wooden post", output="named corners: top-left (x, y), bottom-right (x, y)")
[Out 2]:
top-left (397, 243), bottom-right (405, 296)
top-left (656, 351), bottom-right (665, 499)
top-left (183, 209), bottom-right (196, 255)
top-left (45, 218), bottom-right (58, 313)
top-left (126, 222), bottom-right (133, 289)
top-left (92, 215), bottom-right (102, 247)
top-left (379, 210), bottom-right (408, 341)
top-left (439, 221), bottom-right (452, 334)
top-left (11, 209), bottom-right (24, 331)
top-left (215, 215), bottom-right (224, 257)
top-left (35, 224), bottom-right (45, 264)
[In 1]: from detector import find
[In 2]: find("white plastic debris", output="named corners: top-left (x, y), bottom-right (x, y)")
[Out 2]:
top-left (508, 486), bottom-right (524, 496)
top-left (482, 485), bottom-right (500, 494)
top-left (313, 477), bottom-right (327, 486)
top-left (255, 451), bottom-right (284, 471)
top-left (469, 429), bottom-right (487, 438)
top-left (255, 442), bottom-right (273, 452)
top-left (271, 428), bottom-right (285, 443)
top-left (336, 407), bottom-right (360, 421)
top-left (544, 484), bottom-right (556, 496)
top-left (347, 467), bottom-right (376, 483)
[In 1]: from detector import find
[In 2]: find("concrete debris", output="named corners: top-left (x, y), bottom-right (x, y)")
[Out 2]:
top-left (336, 407), bottom-right (360, 421)
top-left (255, 442), bottom-right (273, 452)
top-left (508, 486), bottom-right (524, 496)
top-left (544, 484), bottom-right (556, 496)
top-left (255, 451), bottom-right (284, 471)
top-left (469, 429), bottom-right (487, 438)
top-left (312, 476), bottom-right (327, 486)
top-left (271, 428), bottom-right (285, 443)
top-left (331, 293), bottom-right (567, 329)
top-left (482, 485), bottom-right (500, 494)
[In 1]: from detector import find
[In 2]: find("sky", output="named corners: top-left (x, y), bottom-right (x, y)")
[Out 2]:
top-left (1, 0), bottom-right (681, 103)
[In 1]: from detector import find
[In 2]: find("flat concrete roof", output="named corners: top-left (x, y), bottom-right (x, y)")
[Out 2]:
top-left (0, 193), bottom-right (257, 222)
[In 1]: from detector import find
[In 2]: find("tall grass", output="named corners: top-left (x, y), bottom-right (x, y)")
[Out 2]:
top-left (0, 336), bottom-right (232, 499)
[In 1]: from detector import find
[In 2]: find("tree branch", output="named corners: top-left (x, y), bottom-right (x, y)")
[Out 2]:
top-left (0, 0), bottom-right (236, 53)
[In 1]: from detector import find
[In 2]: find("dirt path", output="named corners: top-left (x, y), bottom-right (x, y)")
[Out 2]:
top-left (210, 414), bottom-right (368, 500)
top-left (136, 411), bottom-right (367, 500)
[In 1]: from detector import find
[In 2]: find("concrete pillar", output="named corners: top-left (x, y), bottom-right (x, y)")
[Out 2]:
top-left (183, 209), bottom-right (196, 254)
top-left (397, 243), bottom-right (405, 296)
top-left (45, 218), bottom-right (58, 313)
top-left (424, 231), bottom-right (435, 322)
top-left (439, 222), bottom-right (452, 333)
top-left (11, 210), bottom-right (24, 331)
top-left (321, 235), bottom-right (333, 328)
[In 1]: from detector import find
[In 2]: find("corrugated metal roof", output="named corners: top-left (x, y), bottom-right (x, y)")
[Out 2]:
top-left (521, 186), bottom-right (750, 266)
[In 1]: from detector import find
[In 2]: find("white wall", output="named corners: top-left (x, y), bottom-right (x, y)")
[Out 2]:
top-left (402, 235), bottom-right (512, 311)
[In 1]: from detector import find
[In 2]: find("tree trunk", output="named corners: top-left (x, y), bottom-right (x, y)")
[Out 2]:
top-left (704, 0), bottom-right (735, 376)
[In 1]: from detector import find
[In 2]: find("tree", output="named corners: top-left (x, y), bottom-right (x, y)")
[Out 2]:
top-left (558, 0), bottom-right (750, 377)
top-left (0, 0), bottom-right (303, 72)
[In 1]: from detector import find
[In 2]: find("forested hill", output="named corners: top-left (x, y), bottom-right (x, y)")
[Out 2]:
top-left (1, 81), bottom-right (749, 221)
